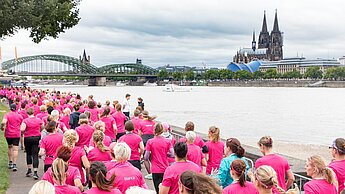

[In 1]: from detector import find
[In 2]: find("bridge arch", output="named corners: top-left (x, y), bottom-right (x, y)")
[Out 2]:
top-left (1, 55), bottom-right (98, 74)
top-left (98, 63), bottom-right (158, 75)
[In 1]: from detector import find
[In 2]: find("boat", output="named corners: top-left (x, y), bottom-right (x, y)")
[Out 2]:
top-left (116, 81), bottom-right (128, 87)
top-left (163, 84), bottom-right (192, 92)
top-left (143, 81), bottom-right (158, 86)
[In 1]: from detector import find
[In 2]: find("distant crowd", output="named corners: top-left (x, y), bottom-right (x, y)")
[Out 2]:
top-left (1, 86), bottom-right (345, 194)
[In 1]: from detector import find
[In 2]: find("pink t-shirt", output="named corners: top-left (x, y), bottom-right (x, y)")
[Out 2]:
top-left (54, 185), bottom-right (81, 194)
top-left (222, 182), bottom-right (259, 194)
top-left (40, 133), bottom-right (64, 164)
top-left (69, 146), bottom-right (87, 184)
top-left (187, 143), bottom-right (204, 168)
top-left (32, 105), bottom-right (40, 116)
top-left (60, 115), bottom-right (70, 129)
top-left (4, 111), bottom-right (23, 138)
top-left (107, 162), bottom-right (147, 194)
top-left (75, 124), bottom-right (94, 147)
top-left (86, 108), bottom-right (99, 123)
top-left (328, 159), bottom-right (345, 193)
top-left (139, 119), bottom-right (155, 135)
top-left (23, 117), bottom-right (43, 137)
top-left (146, 136), bottom-right (172, 173)
top-left (118, 133), bottom-right (142, 160)
top-left (304, 179), bottom-right (337, 194)
top-left (162, 161), bottom-right (202, 194)
top-left (131, 117), bottom-right (142, 134)
top-left (84, 187), bottom-right (122, 194)
top-left (205, 140), bottom-right (224, 174)
top-left (18, 109), bottom-right (29, 119)
top-left (179, 135), bottom-right (205, 149)
top-left (104, 160), bottom-right (117, 171)
top-left (112, 112), bottom-right (126, 134)
top-left (100, 116), bottom-right (116, 138)
top-left (87, 147), bottom-right (112, 162)
top-left (42, 166), bottom-right (81, 186)
top-left (36, 112), bottom-right (48, 121)
top-left (255, 154), bottom-right (290, 191)
top-left (89, 135), bottom-right (112, 147)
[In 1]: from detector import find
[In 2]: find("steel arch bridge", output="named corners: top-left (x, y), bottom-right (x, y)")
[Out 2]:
top-left (1, 55), bottom-right (158, 75)
top-left (98, 63), bottom-right (158, 75)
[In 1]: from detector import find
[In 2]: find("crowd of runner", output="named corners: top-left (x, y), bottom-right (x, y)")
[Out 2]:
top-left (1, 86), bottom-right (345, 194)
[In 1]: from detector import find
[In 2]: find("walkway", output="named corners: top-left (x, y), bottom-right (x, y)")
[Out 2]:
top-left (6, 148), bottom-right (154, 193)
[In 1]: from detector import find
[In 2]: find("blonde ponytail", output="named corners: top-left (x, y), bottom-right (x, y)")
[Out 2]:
top-left (93, 130), bottom-right (107, 152)
top-left (63, 130), bottom-right (79, 148)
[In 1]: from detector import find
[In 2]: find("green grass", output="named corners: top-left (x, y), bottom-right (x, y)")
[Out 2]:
top-left (0, 103), bottom-right (9, 194)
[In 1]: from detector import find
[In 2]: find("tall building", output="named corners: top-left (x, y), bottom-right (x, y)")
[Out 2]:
top-left (233, 10), bottom-right (283, 63)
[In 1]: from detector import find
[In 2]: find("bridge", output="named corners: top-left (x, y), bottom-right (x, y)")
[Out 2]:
top-left (1, 54), bottom-right (158, 86)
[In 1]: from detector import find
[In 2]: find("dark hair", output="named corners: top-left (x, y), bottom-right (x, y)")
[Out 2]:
top-left (174, 142), bottom-right (188, 159)
top-left (26, 107), bottom-right (34, 116)
top-left (21, 102), bottom-right (27, 109)
top-left (226, 138), bottom-right (245, 158)
top-left (258, 136), bottom-right (273, 148)
top-left (47, 106), bottom-right (54, 115)
top-left (125, 121), bottom-right (134, 132)
top-left (56, 146), bottom-right (72, 162)
top-left (185, 121), bottom-right (194, 131)
top-left (334, 138), bottom-right (345, 155)
top-left (88, 101), bottom-right (96, 109)
top-left (89, 162), bottom-right (115, 192)
top-left (231, 159), bottom-right (247, 187)
top-left (45, 121), bottom-right (57, 133)
top-left (125, 94), bottom-right (131, 98)
top-left (101, 107), bottom-right (110, 118)
top-left (133, 109), bottom-right (140, 117)
top-left (73, 104), bottom-right (80, 111)
top-left (180, 171), bottom-right (222, 194)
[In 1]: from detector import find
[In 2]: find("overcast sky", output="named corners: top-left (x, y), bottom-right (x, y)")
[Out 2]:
top-left (1, 0), bottom-right (345, 68)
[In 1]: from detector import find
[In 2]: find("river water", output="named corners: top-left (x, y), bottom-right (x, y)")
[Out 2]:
top-left (38, 85), bottom-right (345, 146)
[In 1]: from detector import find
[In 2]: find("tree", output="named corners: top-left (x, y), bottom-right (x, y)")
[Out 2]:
top-left (263, 69), bottom-right (278, 79)
top-left (253, 71), bottom-right (264, 79)
top-left (219, 69), bottom-right (233, 80)
top-left (158, 70), bottom-right (169, 80)
top-left (234, 70), bottom-right (253, 80)
top-left (184, 70), bottom-right (195, 81)
top-left (283, 70), bottom-right (302, 79)
top-left (205, 69), bottom-right (220, 80)
top-left (304, 67), bottom-right (323, 79)
top-left (172, 71), bottom-right (183, 81)
top-left (0, 0), bottom-right (81, 43)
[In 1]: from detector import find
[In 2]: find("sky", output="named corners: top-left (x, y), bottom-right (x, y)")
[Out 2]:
top-left (1, 0), bottom-right (345, 68)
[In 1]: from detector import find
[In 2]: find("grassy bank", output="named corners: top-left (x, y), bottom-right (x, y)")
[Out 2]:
top-left (0, 103), bottom-right (9, 194)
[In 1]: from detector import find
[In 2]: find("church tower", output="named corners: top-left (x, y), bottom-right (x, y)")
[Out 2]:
top-left (252, 30), bottom-right (256, 51)
top-left (258, 11), bottom-right (270, 49)
top-left (269, 10), bottom-right (283, 61)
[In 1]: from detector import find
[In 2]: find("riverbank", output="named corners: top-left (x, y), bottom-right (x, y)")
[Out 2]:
top-left (0, 104), bottom-right (9, 194)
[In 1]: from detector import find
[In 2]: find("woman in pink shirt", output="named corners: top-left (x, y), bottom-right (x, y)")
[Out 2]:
top-left (253, 165), bottom-right (287, 194)
top-left (185, 131), bottom-right (206, 168)
top-left (100, 107), bottom-right (117, 142)
top-left (39, 121), bottom-right (64, 172)
top-left (64, 130), bottom-right (90, 185)
top-left (304, 155), bottom-right (338, 194)
top-left (20, 107), bottom-right (44, 180)
top-left (107, 143), bottom-right (148, 194)
top-left (131, 109), bottom-right (142, 134)
top-left (328, 138), bottom-right (345, 193)
top-left (36, 105), bottom-right (48, 121)
top-left (118, 121), bottom-right (144, 170)
top-left (161, 122), bottom-right (176, 164)
top-left (145, 123), bottom-right (174, 193)
top-left (51, 158), bottom-right (81, 194)
top-left (179, 121), bottom-right (209, 154)
top-left (255, 136), bottom-right (295, 192)
top-left (223, 159), bottom-right (258, 194)
top-left (112, 103), bottom-right (127, 140)
top-left (60, 108), bottom-right (71, 129)
top-left (1, 103), bottom-right (23, 171)
top-left (42, 146), bottom-right (84, 192)
top-left (205, 126), bottom-right (224, 175)
top-left (89, 121), bottom-right (112, 147)
top-left (139, 110), bottom-right (156, 146)
top-left (75, 113), bottom-right (94, 147)
top-left (85, 161), bottom-right (121, 194)
top-left (87, 130), bottom-right (112, 162)
top-left (85, 101), bottom-right (99, 123)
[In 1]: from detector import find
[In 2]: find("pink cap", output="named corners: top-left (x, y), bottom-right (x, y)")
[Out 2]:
top-left (162, 122), bottom-right (171, 131)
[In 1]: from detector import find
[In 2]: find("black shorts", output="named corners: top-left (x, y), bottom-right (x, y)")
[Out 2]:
top-left (128, 160), bottom-right (141, 170)
top-left (6, 138), bottom-right (20, 146)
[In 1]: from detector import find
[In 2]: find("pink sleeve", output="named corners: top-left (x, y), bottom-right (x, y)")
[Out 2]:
top-left (161, 169), bottom-right (173, 187)
top-left (146, 141), bottom-right (152, 151)
top-left (40, 139), bottom-right (46, 149)
top-left (72, 168), bottom-right (82, 180)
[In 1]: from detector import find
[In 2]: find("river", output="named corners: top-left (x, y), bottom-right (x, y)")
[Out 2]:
top-left (35, 85), bottom-right (345, 147)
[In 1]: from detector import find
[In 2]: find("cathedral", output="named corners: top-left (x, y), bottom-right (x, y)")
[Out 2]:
top-left (233, 10), bottom-right (283, 63)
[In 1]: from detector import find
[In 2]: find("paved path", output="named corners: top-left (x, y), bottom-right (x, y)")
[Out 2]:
top-left (6, 149), bottom-right (154, 193)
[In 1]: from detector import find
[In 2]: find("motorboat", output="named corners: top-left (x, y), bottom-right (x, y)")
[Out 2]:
top-left (143, 81), bottom-right (158, 86)
top-left (163, 84), bottom-right (191, 92)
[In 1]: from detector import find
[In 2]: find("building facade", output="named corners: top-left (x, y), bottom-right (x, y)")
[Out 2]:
top-left (233, 10), bottom-right (283, 63)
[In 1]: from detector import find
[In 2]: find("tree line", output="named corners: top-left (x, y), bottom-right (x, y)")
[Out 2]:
top-left (158, 66), bottom-right (345, 81)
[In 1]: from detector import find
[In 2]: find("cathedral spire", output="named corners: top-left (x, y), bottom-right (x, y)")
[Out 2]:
top-left (261, 10), bottom-right (268, 33)
top-left (252, 30), bottom-right (256, 51)
top-left (272, 9), bottom-right (280, 32)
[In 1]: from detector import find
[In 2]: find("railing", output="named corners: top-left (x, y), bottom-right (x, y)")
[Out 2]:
top-left (171, 130), bottom-right (312, 194)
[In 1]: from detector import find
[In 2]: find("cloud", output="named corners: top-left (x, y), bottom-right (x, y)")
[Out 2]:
top-left (1, 0), bottom-right (345, 67)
